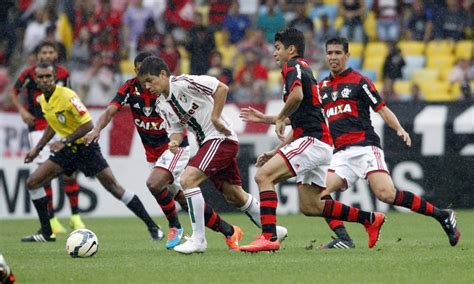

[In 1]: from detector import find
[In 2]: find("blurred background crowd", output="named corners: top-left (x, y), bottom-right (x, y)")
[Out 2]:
top-left (0, 0), bottom-right (472, 108)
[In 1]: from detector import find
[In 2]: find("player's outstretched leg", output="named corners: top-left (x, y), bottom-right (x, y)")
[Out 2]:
top-left (21, 189), bottom-right (56, 242)
top-left (152, 189), bottom-right (183, 248)
top-left (203, 204), bottom-right (242, 251)
top-left (63, 175), bottom-right (85, 230)
top-left (43, 182), bottom-right (67, 234)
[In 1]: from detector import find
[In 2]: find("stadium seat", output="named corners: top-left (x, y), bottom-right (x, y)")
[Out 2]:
top-left (398, 41), bottom-right (425, 56)
top-left (402, 56), bottom-right (425, 80)
top-left (360, 70), bottom-right (377, 82)
top-left (347, 57), bottom-right (362, 69)
top-left (195, 5), bottom-right (209, 25)
top-left (426, 55), bottom-right (456, 72)
top-left (394, 80), bottom-right (412, 96)
top-left (425, 41), bottom-right (454, 57)
top-left (455, 40), bottom-right (473, 60)
top-left (217, 44), bottom-right (237, 69)
top-left (419, 81), bottom-right (454, 102)
top-left (362, 55), bottom-right (385, 80)
top-left (334, 16), bottom-right (344, 30)
top-left (323, 0), bottom-right (339, 5)
top-left (412, 68), bottom-right (439, 84)
top-left (449, 83), bottom-right (462, 100)
top-left (214, 30), bottom-right (225, 48)
top-left (365, 42), bottom-right (388, 59)
top-left (349, 42), bottom-right (364, 57)
top-left (374, 81), bottom-right (383, 92)
top-left (177, 46), bottom-right (190, 74)
top-left (364, 11), bottom-right (377, 41)
top-left (119, 60), bottom-right (135, 77)
top-left (268, 69), bottom-right (282, 88)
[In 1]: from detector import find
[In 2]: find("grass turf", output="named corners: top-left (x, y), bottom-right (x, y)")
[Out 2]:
top-left (1, 211), bottom-right (473, 284)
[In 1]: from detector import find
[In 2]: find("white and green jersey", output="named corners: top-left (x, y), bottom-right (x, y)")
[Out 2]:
top-left (156, 74), bottom-right (238, 146)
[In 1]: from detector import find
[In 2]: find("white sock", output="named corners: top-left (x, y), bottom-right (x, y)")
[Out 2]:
top-left (239, 193), bottom-right (261, 228)
top-left (184, 187), bottom-right (205, 240)
top-left (120, 191), bottom-right (135, 205)
top-left (29, 188), bottom-right (46, 200)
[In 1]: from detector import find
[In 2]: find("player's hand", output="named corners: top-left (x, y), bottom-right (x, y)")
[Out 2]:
top-left (212, 118), bottom-right (232, 136)
top-left (397, 128), bottom-right (412, 147)
top-left (20, 110), bottom-right (35, 127)
top-left (24, 147), bottom-right (40, 163)
top-left (49, 141), bottom-right (65, 153)
top-left (275, 119), bottom-right (286, 141)
top-left (239, 107), bottom-right (265, 123)
top-left (168, 140), bottom-right (180, 154)
top-left (85, 128), bottom-right (100, 146)
top-left (256, 149), bottom-right (277, 167)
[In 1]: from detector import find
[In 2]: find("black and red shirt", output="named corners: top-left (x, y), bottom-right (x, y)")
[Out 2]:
top-left (13, 64), bottom-right (70, 131)
top-left (110, 78), bottom-right (188, 163)
top-left (318, 68), bottom-right (385, 152)
top-left (282, 56), bottom-right (332, 145)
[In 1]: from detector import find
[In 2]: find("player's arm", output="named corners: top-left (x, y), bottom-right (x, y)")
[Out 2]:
top-left (10, 90), bottom-right (35, 127)
top-left (50, 120), bottom-right (94, 153)
top-left (240, 106), bottom-right (291, 125)
top-left (377, 106), bottom-right (411, 147)
top-left (211, 81), bottom-right (232, 136)
top-left (24, 125), bottom-right (56, 163)
top-left (256, 129), bottom-right (294, 167)
top-left (85, 105), bottom-right (120, 145)
top-left (168, 132), bottom-right (183, 155)
top-left (275, 85), bottom-right (303, 140)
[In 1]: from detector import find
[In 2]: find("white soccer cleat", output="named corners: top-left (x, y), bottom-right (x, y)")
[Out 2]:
top-left (276, 226), bottom-right (288, 242)
top-left (174, 236), bottom-right (207, 254)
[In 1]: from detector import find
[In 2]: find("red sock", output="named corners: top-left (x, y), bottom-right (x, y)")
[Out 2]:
top-left (322, 200), bottom-right (373, 225)
top-left (260, 191), bottom-right (278, 241)
top-left (64, 181), bottom-right (80, 215)
top-left (155, 189), bottom-right (180, 229)
top-left (44, 184), bottom-right (54, 217)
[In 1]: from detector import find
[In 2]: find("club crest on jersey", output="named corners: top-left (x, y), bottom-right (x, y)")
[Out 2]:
top-left (331, 91), bottom-right (338, 101)
top-left (178, 94), bottom-right (187, 103)
top-left (341, 87), bottom-right (351, 98)
top-left (143, 106), bottom-right (153, 117)
top-left (56, 111), bottom-right (66, 124)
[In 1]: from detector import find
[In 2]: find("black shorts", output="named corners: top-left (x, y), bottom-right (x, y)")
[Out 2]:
top-left (49, 142), bottom-right (109, 177)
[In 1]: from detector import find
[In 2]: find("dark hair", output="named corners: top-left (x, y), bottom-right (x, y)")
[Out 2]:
top-left (134, 51), bottom-right (156, 67)
top-left (274, 27), bottom-right (305, 56)
top-left (138, 56), bottom-right (171, 77)
top-left (325, 37), bottom-right (349, 53)
top-left (36, 61), bottom-right (56, 74)
top-left (36, 41), bottom-right (58, 53)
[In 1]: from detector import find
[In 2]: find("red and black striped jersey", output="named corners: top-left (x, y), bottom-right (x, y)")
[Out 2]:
top-left (281, 57), bottom-right (332, 145)
top-left (318, 68), bottom-right (385, 152)
top-left (110, 77), bottom-right (188, 163)
top-left (13, 64), bottom-right (70, 131)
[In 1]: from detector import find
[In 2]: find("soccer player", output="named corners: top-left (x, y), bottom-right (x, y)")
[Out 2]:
top-left (315, 37), bottom-right (459, 248)
top-left (21, 61), bottom-right (163, 242)
top-left (238, 28), bottom-right (385, 253)
top-left (10, 41), bottom-right (84, 233)
top-left (0, 254), bottom-right (15, 284)
top-left (137, 56), bottom-right (287, 254)
top-left (85, 52), bottom-right (268, 250)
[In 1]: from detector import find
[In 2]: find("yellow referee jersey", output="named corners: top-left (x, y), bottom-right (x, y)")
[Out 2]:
top-left (38, 85), bottom-right (91, 144)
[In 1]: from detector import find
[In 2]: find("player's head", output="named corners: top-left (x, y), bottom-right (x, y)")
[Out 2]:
top-left (273, 27), bottom-right (305, 66)
top-left (35, 61), bottom-right (56, 94)
top-left (137, 56), bottom-right (171, 96)
top-left (134, 51), bottom-right (156, 74)
top-left (325, 37), bottom-right (350, 75)
top-left (36, 41), bottom-right (58, 64)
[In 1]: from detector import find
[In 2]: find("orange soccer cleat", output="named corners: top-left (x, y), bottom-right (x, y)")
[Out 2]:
top-left (240, 235), bottom-right (280, 253)
top-left (224, 226), bottom-right (243, 251)
top-left (364, 212), bottom-right (386, 248)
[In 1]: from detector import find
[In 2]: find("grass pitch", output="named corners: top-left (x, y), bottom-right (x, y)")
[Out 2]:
top-left (1, 211), bottom-right (473, 284)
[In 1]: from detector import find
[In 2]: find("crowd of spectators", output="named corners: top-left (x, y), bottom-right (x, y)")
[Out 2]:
top-left (0, 0), bottom-right (472, 108)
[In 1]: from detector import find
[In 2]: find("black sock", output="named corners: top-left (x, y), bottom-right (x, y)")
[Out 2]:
top-left (204, 204), bottom-right (234, 237)
top-left (32, 196), bottom-right (52, 236)
top-left (126, 195), bottom-right (158, 229)
top-left (154, 189), bottom-right (181, 229)
top-left (321, 195), bottom-right (352, 240)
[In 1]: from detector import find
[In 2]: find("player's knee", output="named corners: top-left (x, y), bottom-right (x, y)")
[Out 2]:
top-left (375, 187), bottom-right (396, 203)
top-left (180, 175), bottom-right (196, 190)
top-left (26, 176), bottom-right (40, 190)
top-left (254, 170), bottom-right (271, 187)
top-left (146, 178), bottom-right (165, 195)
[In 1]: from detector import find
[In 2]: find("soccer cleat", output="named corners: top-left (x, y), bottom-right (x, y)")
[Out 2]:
top-left (319, 236), bottom-right (355, 249)
top-left (166, 227), bottom-right (184, 249)
top-left (240, 235), bottom-right (280, 253)
top-left (276, 226), bottom-right (288, 242)
top-left (149, 226), bottom-right (165, 241)
top-left (364, 212), bottom-right (386, 248)
top-left (439, 209), bottom-right (460, 246)
top-left (50, 217), bottom-right (67, 234)
top-left (174, 237), bottom-right (207, 254)
top-left (21, 231), bottom-right (56, 242)
top-left (69, 214), bottom-right (86, 230)
top-left (224, 226), bottom-right (243, 251)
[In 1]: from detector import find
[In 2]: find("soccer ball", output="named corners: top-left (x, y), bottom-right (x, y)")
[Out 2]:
top-left (66, 229), bottom-right (99, 258)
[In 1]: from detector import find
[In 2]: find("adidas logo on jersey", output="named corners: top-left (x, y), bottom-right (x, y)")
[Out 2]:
top-left (133, 103), bottom-right (140, 109)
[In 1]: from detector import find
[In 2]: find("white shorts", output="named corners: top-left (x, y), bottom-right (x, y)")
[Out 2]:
top-left (278, 136), bottom-right (333, 187)
top-left (29, 130), bottom-right (58, 164)
top-left (148, 146), bottom-right (190, 196)
top-left (329, 145), bottom-right (389, 189)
